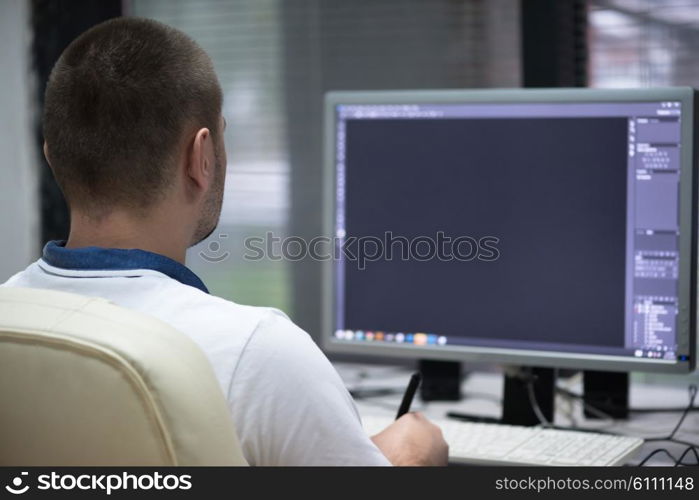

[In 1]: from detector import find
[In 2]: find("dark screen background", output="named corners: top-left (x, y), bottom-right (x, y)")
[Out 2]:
top-left (343, 117), bottom-right (628, 347)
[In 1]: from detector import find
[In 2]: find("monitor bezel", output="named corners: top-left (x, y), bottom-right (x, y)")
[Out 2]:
top-left (322, 87), bottom-right (697, 373)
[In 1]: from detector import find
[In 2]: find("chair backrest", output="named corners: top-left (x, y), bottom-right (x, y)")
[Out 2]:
top-left (0, 287), bottom-right (247, 466)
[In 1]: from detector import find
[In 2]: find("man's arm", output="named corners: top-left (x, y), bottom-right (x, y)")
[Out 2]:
top-left (371, 412), bottom-right (448, 466)
top-left (227, 310), bottom-right (389, 465)
top-left (227, 309), bottom-right (447, 466)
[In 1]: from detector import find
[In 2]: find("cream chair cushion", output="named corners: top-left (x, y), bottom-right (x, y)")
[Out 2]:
top-left (0, 287), bottom-right (247, 466)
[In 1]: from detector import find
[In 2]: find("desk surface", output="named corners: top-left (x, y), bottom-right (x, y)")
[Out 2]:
top-left (333, 362), bottom-right (699, 466)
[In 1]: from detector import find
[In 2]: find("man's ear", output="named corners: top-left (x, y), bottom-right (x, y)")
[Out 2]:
top-left (185, 127), bottom-right (214, 198)
top-left (43, 142), bottom-right (52, 168)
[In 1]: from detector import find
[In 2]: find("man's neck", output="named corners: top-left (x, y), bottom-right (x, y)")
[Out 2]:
top-left (66, 209), bottom-right (190, 264)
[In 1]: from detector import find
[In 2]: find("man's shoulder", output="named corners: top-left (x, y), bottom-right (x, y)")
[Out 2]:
top-left (159, 279), bottom-right (294, 334)
top-left (194, 292), bottom-right (311, 356)
top-left (1, 261), bottom-right (40, 287)
top-left (2, 260), bottom-right (302, 345)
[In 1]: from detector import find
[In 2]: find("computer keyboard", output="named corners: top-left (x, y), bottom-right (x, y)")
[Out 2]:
top-left (362, 415), bottom-right (644, 466)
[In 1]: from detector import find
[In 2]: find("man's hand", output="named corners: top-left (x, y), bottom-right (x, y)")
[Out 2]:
top-left (370, 412), bottom-right (448, 466)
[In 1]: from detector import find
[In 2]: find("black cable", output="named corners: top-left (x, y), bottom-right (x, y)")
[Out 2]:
top-left (633, 407), bottom-right (699, 414)
top-left (676, 445), bottom-right (699, 467)
top-left (562, 384), bottom-right (699, 458)
top-left (556, 387), bottom-right (582, 399)
top-left (557, 386), bottom-right (699, 414)
top-left (637, 445), bottom-right (699, 467)
top-left (524, 371), bottom-right (613, 432)
top-left (641, 385), bottom-right (698, 443)
top-left (555, 387), bottom-right (616, 421)
top-left (645, 437), bottom-right (699, 449)
top-left (633, 385), bottom-right (699, 467)
top-left (667, 385), bottom-right (697, 440)
top-left (638, 448), bottom-right (679, 466)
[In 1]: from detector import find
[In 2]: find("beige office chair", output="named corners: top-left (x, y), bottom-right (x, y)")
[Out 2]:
top-left (0, 287), bottom-right (247, 466)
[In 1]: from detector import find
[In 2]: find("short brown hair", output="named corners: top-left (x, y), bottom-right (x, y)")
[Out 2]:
top-left (43, 17), bottom-right (223, 214)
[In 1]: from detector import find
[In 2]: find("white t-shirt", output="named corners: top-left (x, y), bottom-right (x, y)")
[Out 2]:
top-left (2, 259), bottom-right (390, 466)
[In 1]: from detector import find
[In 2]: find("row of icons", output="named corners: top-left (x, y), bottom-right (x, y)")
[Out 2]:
top-left (335, 329), bottom-right (448, 346)
top-left (634, 348), bottom-right (675, 360)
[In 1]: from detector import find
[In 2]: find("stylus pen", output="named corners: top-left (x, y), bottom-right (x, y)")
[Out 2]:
top-left (396, 372), bottom-right (422, 420)
top-left (446, 411), bottom-right (501, 424)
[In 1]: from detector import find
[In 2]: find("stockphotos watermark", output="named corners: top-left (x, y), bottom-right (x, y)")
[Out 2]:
top-left (199, 231), bottom-right (501, 270)
top-left (4, 470), bottom-right (192, 495)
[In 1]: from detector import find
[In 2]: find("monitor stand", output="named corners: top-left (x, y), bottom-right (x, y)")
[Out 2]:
top-left (583, 370), bottom-right (629, 419)
top-left (501, 366), bottom-right (555, 426)
top-left (418, 359), bottom-right (462, 401)
top-left (442, 365), bottom-right (555, 426)
top-left (446, 367), bottom-right (629, 425)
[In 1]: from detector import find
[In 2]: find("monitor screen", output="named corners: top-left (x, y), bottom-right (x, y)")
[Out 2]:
top-left (325, 89), bottom-right (695, 372)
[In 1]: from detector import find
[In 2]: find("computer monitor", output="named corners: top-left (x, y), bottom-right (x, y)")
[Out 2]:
top-left (323, 88), bottom-right (696, 374)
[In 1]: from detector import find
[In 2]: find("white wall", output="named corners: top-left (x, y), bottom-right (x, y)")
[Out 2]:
top-left (0, 0), bottom-right (39, 281)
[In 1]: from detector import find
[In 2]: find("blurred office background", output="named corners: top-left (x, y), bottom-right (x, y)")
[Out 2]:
top-left (2, 0), bottom-right (699, 347)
